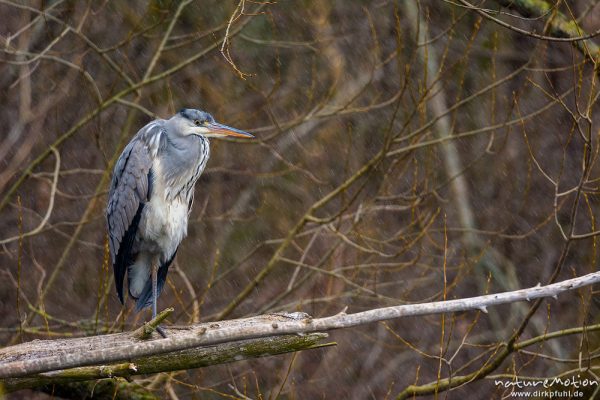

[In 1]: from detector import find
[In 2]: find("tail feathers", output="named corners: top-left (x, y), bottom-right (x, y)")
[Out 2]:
top-left (134, 249), bottom-right (178, 312)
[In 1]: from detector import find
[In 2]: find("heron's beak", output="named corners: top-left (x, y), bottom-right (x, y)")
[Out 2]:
top-left (205, 122), bottom-right (254, 138)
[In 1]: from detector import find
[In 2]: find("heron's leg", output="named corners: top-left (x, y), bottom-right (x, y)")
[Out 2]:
top-left (151, 264), bottom-right (167, 338)
top-left (151, 264), bottom-right (158, 319)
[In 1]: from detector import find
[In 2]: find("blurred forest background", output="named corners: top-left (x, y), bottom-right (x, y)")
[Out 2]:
top-left (1, 0), bottom-right (600, 398)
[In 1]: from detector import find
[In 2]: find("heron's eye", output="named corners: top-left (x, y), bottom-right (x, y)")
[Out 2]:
top-left (194, 119), bottom-right (201, 126)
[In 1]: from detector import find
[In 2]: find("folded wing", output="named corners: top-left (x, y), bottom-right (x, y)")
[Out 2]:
top-left (106, 136), bottom-right (153, 304)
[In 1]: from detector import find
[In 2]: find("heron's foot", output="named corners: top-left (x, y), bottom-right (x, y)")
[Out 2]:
top-left (156, 325), bottom-right (168, 338)
top-left (133, 307), bottom-right (174, 340)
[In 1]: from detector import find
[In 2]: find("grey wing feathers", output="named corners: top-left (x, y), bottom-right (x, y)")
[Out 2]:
top-left (106, 122), bottom-right (162, 304)
top-left (106, 138), bottom-right (152, 264)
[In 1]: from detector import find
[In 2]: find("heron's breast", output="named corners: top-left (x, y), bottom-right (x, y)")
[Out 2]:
top-left (138, 164), bottom-right (189, 257)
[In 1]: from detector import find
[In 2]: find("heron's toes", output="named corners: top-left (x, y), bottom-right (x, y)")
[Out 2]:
top-left (156, 325), bottom-right (168, 338)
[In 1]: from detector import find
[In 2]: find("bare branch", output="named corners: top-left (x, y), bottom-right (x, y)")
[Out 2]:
top-left (1, 327), bottom-right (328, 392)
top-left (1, 272), bottom-right (598, 380)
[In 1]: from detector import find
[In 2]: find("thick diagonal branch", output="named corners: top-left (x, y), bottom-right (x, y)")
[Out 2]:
top-left (1, 316), bottom-right (330, 392)
top-left (1, 272), bottom-right (599, 382)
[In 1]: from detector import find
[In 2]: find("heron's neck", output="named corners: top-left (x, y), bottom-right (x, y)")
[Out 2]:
top-left (159, 135), bottom-right (210, 201)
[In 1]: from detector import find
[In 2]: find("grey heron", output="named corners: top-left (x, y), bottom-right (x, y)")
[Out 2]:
top-left (106, 108), bottom-right (253, 335)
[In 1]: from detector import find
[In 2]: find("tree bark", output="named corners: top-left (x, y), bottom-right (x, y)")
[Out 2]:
top-left (2, 271), bottom-right (599, 393)
top-left (1, 313), bottom-right (330, 393)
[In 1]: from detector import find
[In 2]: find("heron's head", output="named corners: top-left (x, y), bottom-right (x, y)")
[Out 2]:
top-left (172, 108), bottom-right (253, 139)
